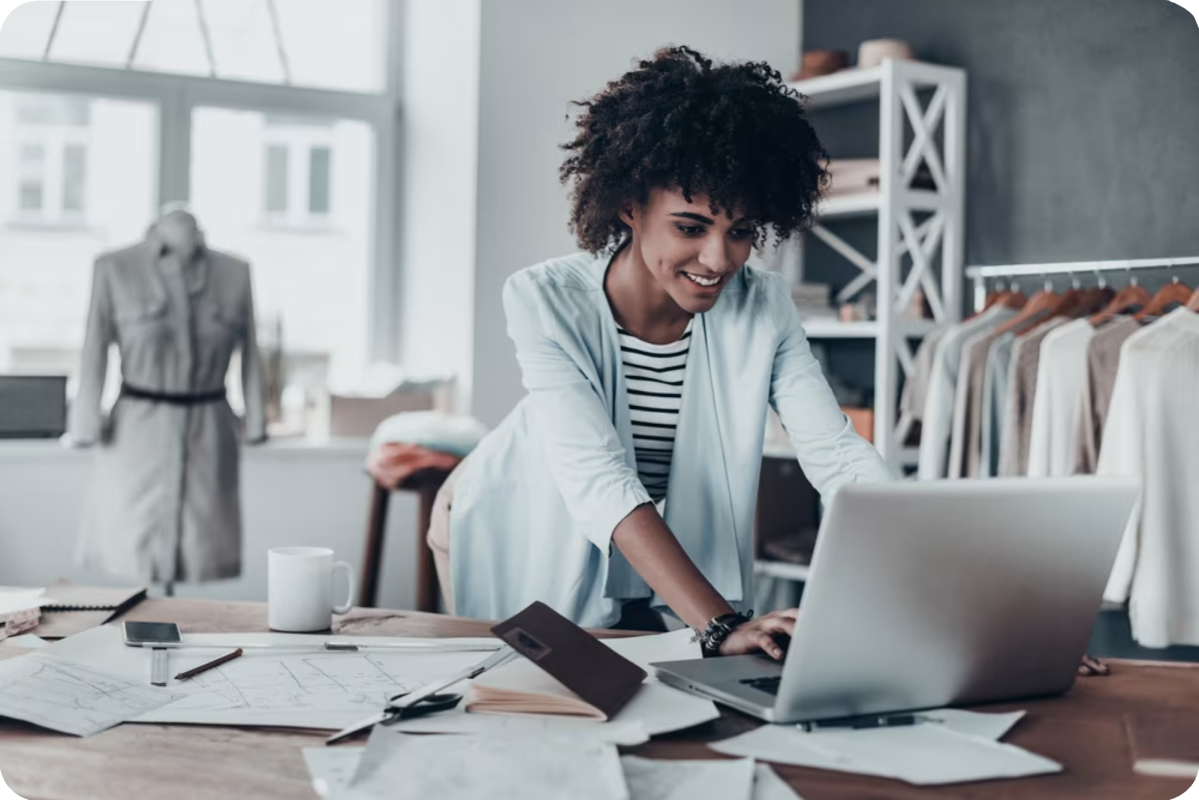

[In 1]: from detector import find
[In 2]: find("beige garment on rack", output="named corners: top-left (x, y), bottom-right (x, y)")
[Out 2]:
top-left (899, 326), bottom-right (949, 426)
top-left (1073, 316), bottom-right (1139, 474)
top-left (918, 306), bottom-right (1017, 480)
top-left (997, 317), bottom-right (1068, 477)
top-left (949, 309), bottom-right (1053, 479)
top-left (1099, 308), bottom-right (1199, 647)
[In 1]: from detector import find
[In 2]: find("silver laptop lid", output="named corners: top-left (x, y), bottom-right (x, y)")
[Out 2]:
top-left (774, 477), bottom-right (1139, 723)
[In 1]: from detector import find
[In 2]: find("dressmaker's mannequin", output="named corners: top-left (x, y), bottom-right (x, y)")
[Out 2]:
top-left (70, 208), bottom-right (266, 586)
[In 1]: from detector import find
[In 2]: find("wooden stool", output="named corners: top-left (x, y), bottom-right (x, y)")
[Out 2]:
top-left (359, 466), bottom-right (453, 611)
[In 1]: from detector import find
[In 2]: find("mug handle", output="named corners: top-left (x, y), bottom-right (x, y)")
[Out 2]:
top-left (332, 560), bottom-right (356, 614)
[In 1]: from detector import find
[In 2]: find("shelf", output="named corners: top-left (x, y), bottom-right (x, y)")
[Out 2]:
top-left (815, 189), bottom-right (944, 220)
top-left (754, 559), bottom-right (810, 583)
top-left (789, 65), bottom-right (885, 110)
top-left (800, 319), bottom-right (940, 339)
top-left (789, 60), bottom-right (963, 111)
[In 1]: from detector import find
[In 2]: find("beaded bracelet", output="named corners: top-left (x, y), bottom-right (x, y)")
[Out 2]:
top-left (692, 610), bottom-right (754, 655)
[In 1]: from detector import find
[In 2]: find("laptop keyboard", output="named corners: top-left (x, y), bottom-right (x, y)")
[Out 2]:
top-left (739, 676), bottom-right (781, 695)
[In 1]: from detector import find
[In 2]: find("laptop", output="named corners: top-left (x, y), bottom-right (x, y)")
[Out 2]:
top-left (652, 477), bottom-right (1139, 724)
top-left (0, 375), bottom-right (68, 439)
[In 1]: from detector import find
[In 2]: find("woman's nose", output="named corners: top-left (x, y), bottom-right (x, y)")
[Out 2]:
top-left (697, 236), bottom-right (732, 273)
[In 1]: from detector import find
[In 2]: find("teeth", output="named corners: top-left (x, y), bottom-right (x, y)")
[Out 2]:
top-left (685, 272), bottom-right (720, 287)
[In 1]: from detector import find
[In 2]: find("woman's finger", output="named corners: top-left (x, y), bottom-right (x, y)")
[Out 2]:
top-left (751, 616), bottom-right (796, 637)
top-left (763, 608), bottom-right (799, 621)
top-left (754, 632), bottom-right (784, 660)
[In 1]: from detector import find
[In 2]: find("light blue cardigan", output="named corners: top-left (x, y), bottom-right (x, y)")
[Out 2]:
top-left (450, 251), bottom-right (893, 627)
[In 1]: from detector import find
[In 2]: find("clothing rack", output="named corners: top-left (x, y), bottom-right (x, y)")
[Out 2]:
top-left (964, 256), bottom-right (1199, 312)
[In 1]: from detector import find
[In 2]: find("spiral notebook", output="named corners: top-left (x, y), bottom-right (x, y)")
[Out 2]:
top-left (35, 583), bottom-right (147, 638)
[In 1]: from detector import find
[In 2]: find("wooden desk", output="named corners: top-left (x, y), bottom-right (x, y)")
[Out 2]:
top-left (0, 598), bottom-right (1194, 800)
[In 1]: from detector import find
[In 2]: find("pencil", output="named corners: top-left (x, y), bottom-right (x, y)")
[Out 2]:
top-left (174, 648), bottom-right (243, 680)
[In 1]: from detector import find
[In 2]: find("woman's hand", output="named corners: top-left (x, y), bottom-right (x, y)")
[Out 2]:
top-left (717, 609), bottom-right (798, 660)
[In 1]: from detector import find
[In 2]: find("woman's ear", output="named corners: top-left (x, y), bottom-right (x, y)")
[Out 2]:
top-left (617, 203), bottom-right (638, 230)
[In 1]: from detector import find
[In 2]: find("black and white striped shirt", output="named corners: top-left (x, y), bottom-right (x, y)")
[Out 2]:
top-left (619, 319), bottom-right (692, 503)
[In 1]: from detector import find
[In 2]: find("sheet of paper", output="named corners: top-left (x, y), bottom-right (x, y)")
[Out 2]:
top-left (604, 629), bottom-right (700, 673)
top-left (921, 708), bottom-right (1025, 741)
top-left (310, 746), bottom-right (805, 800)
top-left (336, 727), bottom-right (630, 800)
top-left (388, 702), bottom-right (650, 744)
top-left (135, 648), bottom-right (492, 729)
top-left (4, 634), bottom-right (48, 649)
top-left (611, 680), bottom-right (720, 737)
top-left (303, 746), bottom-right (364, 798)
top-left (621, 756), bottom-right (754, 800)
top-left (35, 626), bottom-right (500, 730)
top-left (0, 652), bottom-right (181, 736)
top-left (0, 587), bottom-right (48, 613)
top-left (710, 717), bottom-right (1061, 786)
top-left (751, 763), bottom-right (803, 800)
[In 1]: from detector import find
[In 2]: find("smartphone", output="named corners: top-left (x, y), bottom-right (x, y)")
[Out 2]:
top-left (123, 621), bottom-right (182, 647)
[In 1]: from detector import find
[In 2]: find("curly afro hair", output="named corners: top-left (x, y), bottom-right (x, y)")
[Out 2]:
top-left (560, 46), bottom-right (828, 253)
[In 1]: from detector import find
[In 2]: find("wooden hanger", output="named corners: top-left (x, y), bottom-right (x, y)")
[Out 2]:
top-left (999, 289), bottom-right (1027, 309)
top-left (990, 281), bottom-right (1062, 337)
top-left (1188, 287), bottom-right (1199, 313)
top-left (1090, 277), bottom-right (1152, 327)
top-left (1134, 277), bottom-right (1193, 321)
top-left (983, 287), bottom-right (1007, 311)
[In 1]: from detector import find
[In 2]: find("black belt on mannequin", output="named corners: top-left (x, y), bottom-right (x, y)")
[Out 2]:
top-left (119, 383), bottom-right (226, 406)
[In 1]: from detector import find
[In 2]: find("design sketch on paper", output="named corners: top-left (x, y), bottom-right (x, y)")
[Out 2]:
top-left (0, 655), bottom-right (178, 737)
top-left (161, 654), bottom-right (422, 713)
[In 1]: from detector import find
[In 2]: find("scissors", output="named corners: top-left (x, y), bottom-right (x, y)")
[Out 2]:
top-left (326, 645), bottom-right (517, 745)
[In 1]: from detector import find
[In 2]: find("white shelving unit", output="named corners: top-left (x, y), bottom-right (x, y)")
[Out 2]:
top-left (788, 59), bottom-right (967, 469)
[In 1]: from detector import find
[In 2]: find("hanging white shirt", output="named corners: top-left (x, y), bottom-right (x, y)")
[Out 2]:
top-left (1026, 318), bottom-right (1094, 478)
top-left (1098, 308), bottom-right (1199, 647)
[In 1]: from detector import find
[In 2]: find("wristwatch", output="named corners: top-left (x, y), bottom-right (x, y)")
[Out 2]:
top-left (693, 611), bottom-right (753, 656)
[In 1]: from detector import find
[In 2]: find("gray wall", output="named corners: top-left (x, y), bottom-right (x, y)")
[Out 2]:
top-left (803, 0), bottom-right (1199, 268)
top-left (469, 0), bottom-right (802, 427)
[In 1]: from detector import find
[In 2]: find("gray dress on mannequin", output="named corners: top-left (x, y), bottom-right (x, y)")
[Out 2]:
top-left (69, 219), bottom-right (266, 583)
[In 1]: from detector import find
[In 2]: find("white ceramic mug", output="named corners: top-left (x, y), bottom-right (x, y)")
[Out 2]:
top-left (268, 547), bottom-right (356, 632)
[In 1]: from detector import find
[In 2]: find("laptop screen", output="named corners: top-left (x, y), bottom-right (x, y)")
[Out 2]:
top-left (0, 375), bottom-right (68, 439)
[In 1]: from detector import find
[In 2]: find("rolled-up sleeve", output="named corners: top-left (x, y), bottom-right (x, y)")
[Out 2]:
top-left (766, 277), bottom-right (894, 495)
top-left (503, 274), bottom-right (651, 551)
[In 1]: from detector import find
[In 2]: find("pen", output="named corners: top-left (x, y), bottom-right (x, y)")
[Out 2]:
top-left (799, 713), bottom-right (923, 732)
top-left (174, 648), bottom-right (244, 681)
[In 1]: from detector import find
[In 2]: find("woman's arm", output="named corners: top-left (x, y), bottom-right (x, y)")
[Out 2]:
top-left (766, 276), bottom-right (894, 491)
top-left (505, 271), bottom-right (793, 657)
top-left (613, 504), bottom-right (795, 660)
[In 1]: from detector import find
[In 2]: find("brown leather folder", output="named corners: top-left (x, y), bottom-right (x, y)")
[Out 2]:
top-left (491, 601), bottom-right (647, 719)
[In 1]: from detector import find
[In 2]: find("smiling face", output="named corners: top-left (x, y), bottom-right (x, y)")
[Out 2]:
top-left (621, 188), bottom-right (755, 314)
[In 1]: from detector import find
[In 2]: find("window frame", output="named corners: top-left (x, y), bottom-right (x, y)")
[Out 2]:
top-left (0, 4), bottom-right (403, 361)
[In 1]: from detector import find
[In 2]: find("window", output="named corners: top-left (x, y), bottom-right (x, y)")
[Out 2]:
top-left (309, 147), bottom-right (331, 215)
top-left (9, 94), bottom-right (92, 225)
top-left (192, 107), bottom-right (374, 389)
top-left (260, 117), bottom-right (336, 228)
top-left (0, 0), bottom-right (389, 93)
top-left (265, 145), bottom-right (289, 213)
top-left (0, 90), bottom-right (158, 377)
top-left (0, 3), bottom-right (398, 424)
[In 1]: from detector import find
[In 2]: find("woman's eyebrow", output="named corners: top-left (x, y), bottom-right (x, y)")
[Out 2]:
top-left (669, 212), bottom-right (714, 223)
top-left (669, 212), bottom-right (753, 226)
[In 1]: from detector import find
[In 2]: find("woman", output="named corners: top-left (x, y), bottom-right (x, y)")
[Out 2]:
top-left (428, 46), bottom-right (893, 659)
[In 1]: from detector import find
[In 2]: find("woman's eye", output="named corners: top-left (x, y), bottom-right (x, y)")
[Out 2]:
top-left (676, 225), bottom-right (704, 236)
top-left (730, 228), bottom-right (752, 240)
